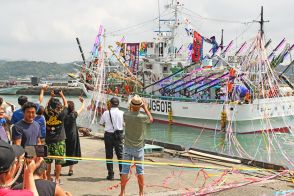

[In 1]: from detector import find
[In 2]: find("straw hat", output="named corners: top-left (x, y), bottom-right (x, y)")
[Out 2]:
top-left (130, 95), bottom-right (143, 107)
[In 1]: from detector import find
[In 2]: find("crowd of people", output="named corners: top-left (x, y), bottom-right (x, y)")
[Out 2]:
top-left (0, 85), bottom-right (84, 195)
top-left (0, 84), bottom-right (153, 196)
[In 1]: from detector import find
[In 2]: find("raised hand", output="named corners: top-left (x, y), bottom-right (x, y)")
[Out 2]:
top-left (79, 97), bottom-right (84, 103)
top-left (59, 90), bottom-right (64, 97)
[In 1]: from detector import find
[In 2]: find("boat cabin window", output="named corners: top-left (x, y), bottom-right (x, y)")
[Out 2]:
top-left (163, 66), bottom-right (168, 72)
top-left (159, 42), bottom-right (164, 57)
top-left (146, 64), bottom-right (153, 69)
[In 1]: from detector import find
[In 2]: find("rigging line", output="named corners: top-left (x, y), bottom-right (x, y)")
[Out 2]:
top-left (110, 25), bottom-right (155, 37)
top-left (108, 11), bottom-right (171, 35)
top-left (108, 17), bottom-right (159, 35)
top-left (183, 7), bottom-right (249, 24)
top-left (246, 35), bottom-right (292, 163)
top-left (233, 14), bottom-right (261, 42)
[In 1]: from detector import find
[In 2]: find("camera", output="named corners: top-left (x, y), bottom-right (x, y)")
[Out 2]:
top-left (54, 89), bottom-right (61, 95)
top-left (25, 145), bottom-right (48, 158)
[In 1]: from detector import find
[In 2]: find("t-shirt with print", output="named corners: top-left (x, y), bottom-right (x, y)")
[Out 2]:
top-left (12, 120), bottom-right (41, 148)
top-left (44, 107), bottom-right (67, 144)
top-left (124, 111), bottom-right (149, 148)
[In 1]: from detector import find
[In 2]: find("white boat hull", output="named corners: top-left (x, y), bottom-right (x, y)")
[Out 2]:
top-left (81, 84), bottom-right (294, 134)
top-left (111, 95), bottom-right (294, 134)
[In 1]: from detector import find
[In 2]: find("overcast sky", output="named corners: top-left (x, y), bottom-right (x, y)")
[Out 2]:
top-left (0, 0), bottom-right (292, 63)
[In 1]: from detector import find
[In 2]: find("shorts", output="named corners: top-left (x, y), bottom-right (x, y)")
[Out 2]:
top-left (121, 146), bottom-right (144, 175)
top-left (45, 140), bottom-right (66, 165)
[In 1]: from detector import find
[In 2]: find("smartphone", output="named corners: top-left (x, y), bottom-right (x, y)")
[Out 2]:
top-left (25, 145), bottom-right (48, 158)
top-left (54, 89), bottom-right (60, 95)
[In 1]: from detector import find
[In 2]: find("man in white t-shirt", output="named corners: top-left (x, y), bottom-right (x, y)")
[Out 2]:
top-left (99, 97), bottom-right (124, 180)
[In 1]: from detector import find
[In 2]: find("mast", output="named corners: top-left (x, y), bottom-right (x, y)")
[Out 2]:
top-left (253, 6), bottom-right (269, 38)
top-left (170, 0), bottom-right (178, 56)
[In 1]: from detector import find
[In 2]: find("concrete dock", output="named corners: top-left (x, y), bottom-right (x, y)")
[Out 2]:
top-left (56, 134), bottom-right (294, 196)
top-left (16, 86), bottom-right (84, 96)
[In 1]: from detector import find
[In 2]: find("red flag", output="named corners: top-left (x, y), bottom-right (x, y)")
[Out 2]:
top-left (192, 31), bottom-right (203, 63)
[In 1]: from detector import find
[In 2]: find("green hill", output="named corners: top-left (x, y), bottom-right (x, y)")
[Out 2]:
top-left (0, 60), bottom-right (76, 79)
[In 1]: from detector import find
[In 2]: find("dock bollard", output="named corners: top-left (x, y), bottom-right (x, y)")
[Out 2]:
top-left (168, 110), bottom-right (173, 125)
top-left (220, 111), bottom-right (227, 129)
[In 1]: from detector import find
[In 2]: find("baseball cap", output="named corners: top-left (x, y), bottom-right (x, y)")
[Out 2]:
top-left (110, 97), bottom-right (119, 107)
top-left (0, 140), bottom-right (25, 173)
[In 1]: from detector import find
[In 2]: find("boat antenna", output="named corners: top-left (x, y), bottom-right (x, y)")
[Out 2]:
top-left (158, 0), bottom-right (161, 34)
top-left (253, 6), bottom-right (269, 38)
top-left (171, 0), bottom-right (179, 56)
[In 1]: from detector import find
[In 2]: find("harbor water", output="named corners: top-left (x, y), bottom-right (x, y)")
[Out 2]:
top-left (2, 95), bottom-right (294, 168)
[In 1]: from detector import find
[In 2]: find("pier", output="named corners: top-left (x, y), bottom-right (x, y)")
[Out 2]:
top-left (59, 132), bottom-right (294, 195)
top-left (16, 86), bottom-right (84, 96)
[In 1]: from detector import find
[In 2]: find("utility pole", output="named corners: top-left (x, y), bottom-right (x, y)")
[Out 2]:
top-left (220, 29), bottom-right (224, 52)
top-left (158, 0), bottom-right (161, 34)
top-left (253, 6), bottom-right (269, 38)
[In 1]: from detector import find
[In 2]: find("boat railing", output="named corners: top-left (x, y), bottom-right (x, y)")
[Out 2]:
top-left (137, 93), bottom-right (224, 104)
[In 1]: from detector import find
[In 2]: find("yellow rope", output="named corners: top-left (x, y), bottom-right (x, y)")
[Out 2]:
top-left (48, 155), bottom-right (286, 172)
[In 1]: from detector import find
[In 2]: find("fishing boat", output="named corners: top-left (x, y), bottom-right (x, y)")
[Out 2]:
top-left (76, 2), bottom-right (294, 135)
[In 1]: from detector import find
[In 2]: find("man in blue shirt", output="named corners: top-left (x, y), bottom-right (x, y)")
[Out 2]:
top-left (11, 95), bottom-right (28, 124)
top-left (12, 102), bottom-right (41, 147)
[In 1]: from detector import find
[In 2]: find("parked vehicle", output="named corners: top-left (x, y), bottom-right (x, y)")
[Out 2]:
top-left (68, 80), bottom-right (78, 87)
top-left (38, 81), bottom-right (52, 87)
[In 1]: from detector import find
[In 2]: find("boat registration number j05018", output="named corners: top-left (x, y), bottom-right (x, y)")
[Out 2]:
top-left (149, 100), bottom-right (172, 113)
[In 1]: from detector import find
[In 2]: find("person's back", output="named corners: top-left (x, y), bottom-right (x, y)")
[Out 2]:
top-left (124, 111), bottom-right (148, 148)
top-left (13, 179), bottom-right (56, 196)
top-left (100, 107), bottom-right (124, 132)
top-left (35, 115), bottom-right (46, 139)
top-left (11, 108), bottom-right (24, 124)
top-left (44, 105), bottom-right (67, 145)
top-left (44, 93), bottom-right (68, 184)
top-left (64, 111), bottom-right (78, 136)
top-left (12, 159), bottom-right (72, 196)
top-left (99, 97), bottom-right (124, 180)
top-left (120, 95), bottom-right (152, 196)
top-left (35, 179), bottom-right (56, 196)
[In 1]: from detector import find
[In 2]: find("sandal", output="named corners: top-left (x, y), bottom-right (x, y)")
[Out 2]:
top-left (68, 170), bottom-right (74, 176)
